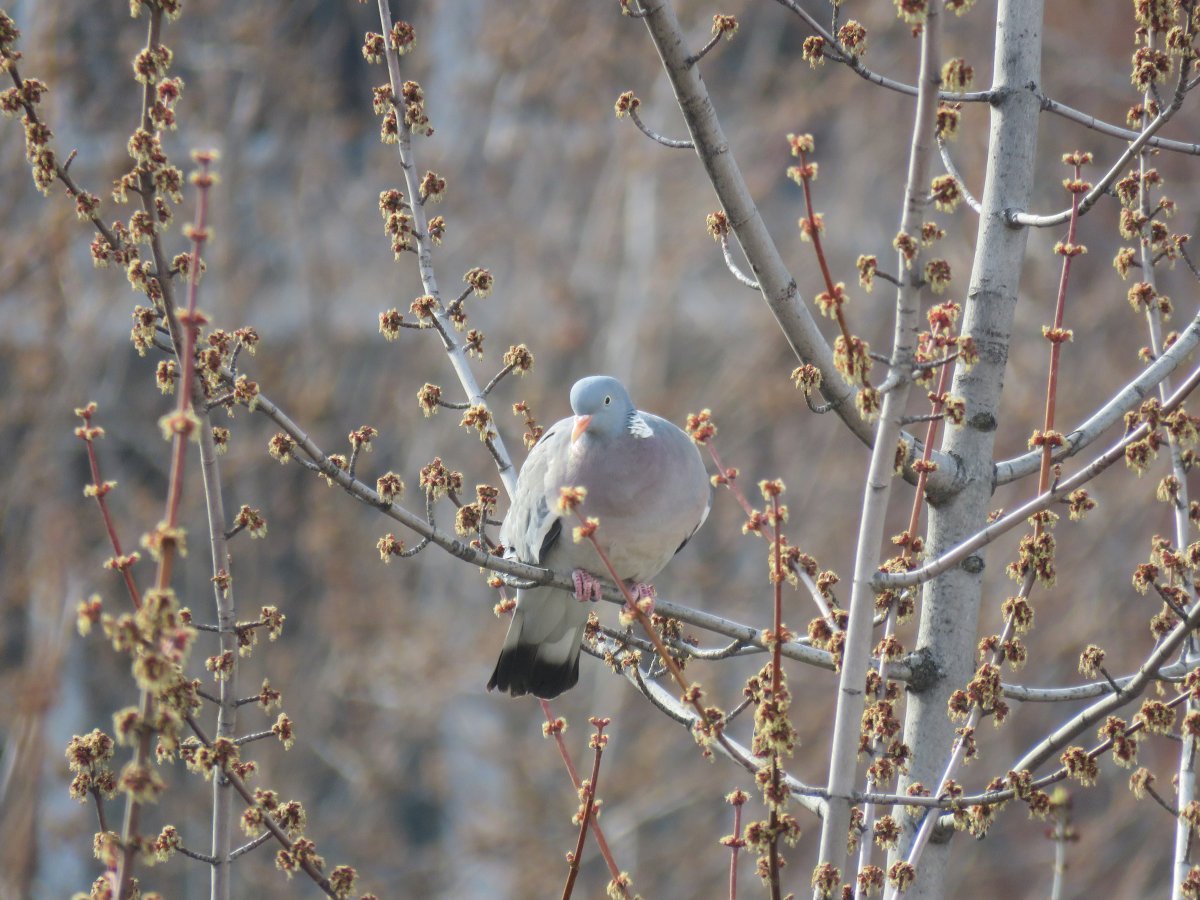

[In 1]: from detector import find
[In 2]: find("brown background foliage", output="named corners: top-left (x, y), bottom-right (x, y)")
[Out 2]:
top-left (1, 0), bottom-right (1198, 896)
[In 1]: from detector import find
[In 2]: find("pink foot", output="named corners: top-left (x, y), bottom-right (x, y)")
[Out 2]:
top-left (572, 569), bottom-right (604, 603)
top-left (627, 582), bottom-right (656, 615)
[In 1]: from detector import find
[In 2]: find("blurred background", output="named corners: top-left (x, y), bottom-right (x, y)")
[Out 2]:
top-left (2, 0), bottom-right (1199, 896)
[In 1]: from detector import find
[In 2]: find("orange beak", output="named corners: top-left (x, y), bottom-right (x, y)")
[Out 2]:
top-left (571, 414), bottom-right (593, 443)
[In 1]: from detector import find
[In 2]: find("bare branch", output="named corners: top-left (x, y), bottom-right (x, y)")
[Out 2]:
top-left (177, 844), bottom-right (217, 865)
top-left (768, 0), bottom-right (990, 105)
top-left (376, 0), bottom-right (519, 498)
top-left (1010, 603), bottom-right (1200, 776)
top-left (685, 30), bottom-right (723, 67)
top-left (937, 138), bottom-right (982, 214)
top-left (719, 234), bottom-right (759, 289)
top-left (1037, 90), bottom-right (1200, 155)
top-left (1002, 659), bottom-right (1191, 702)
top-left (626, 105), bottom-right (693, 148)
top-left (631, 0), bottom-right (954, 491)
top-left (994, 310), bottom-right (1200, 485)
top-left (878, 360), bottom-right (1200, 591)
top-left (1009, 82), bottom-right (1193, 227)
top-left (482, 362), bottom-right (518, 397)
top-left (184, 715), bottom-right (338, 897)
top-left (233, 730), bottom-right (275, 746)
top-left (901, 412), bottom-right (945, 426)
top-left (626, 662), bottom-right (827, 819)
top-left (228, 831), bottom-right (274, 861)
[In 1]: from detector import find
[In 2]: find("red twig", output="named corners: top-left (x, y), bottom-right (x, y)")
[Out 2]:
top-left (707, 442), bottom-right (754, 519)
top-left (725, 791), bottom-right (748, 900)
top-left (114, 26), bottom-right (214, 885)
top-left (906, 364), bottom-right (951, 544)
top-left (766, 492), bottom-right (785, 900)
top-left (795, 147), bottom-right (866, 385)
top-left (571, 508), bottom-right (719, 746)
top-left (539, 701), bottom-right (627, 895)
top-left (75, 407), bottom-right (142, 610)
top-left (562, 717), bottom-right (610, 900)
top-left (704, 439), bottom-right (834, 624)
top-left (1038, 157), bottom-right (1083, 499)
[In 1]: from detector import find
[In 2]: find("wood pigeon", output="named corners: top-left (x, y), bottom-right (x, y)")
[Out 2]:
top-left (487, 375), bottom-right (711, 699)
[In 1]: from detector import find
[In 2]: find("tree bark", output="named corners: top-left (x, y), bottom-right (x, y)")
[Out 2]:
top-left (892, 1), bottom-right (1044, 896)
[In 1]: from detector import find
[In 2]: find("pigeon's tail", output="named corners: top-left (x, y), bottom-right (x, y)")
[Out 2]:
top-left (487, 588), bottom-right (589, 699)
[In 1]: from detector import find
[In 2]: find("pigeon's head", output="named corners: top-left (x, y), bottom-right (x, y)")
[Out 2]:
top-left (569, 375), bottom-right (634, 442)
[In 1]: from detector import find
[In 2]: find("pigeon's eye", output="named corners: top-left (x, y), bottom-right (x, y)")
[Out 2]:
top-left (604, 395), bottom-right (611, 405)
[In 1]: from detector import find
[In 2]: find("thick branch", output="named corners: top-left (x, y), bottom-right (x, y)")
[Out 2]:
top-left (632, 0), bottom-right (953, 491)
top-left (878, 362), bottom-right (1200, 591)
top-left (1008, 83), bottom-right (1194, 227)
top-left (994, 310), bottom-right (1200, 485)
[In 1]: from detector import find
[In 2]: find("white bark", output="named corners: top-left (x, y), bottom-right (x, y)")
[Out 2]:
top-left (631, 0), bottom-right (957, 491)
top-left (890, 2), bottom-right (1044, 897)
top-left (817, 4), bottom-right (943, 889)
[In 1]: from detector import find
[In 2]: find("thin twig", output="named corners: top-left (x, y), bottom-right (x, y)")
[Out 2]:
top-left (75, 409), bottom-right (141, 610)
top-left (765, 492), bottom-right (786, 900)
top-left (720, 234), bottom-right (760, 289)
top-left (1096, 666), bottom-right (1126, 699)
top-left (1148, 783), bottom-right (1181, 818)
top-left (727, 793), bottom-right (745, 900)
top-left (185, 714), bottom-right (338, 896)
top-left (233, 730), bottom-right (274, 746)
top-left (482, 362), bottom-right (517, 396)
top-left (937, 138), bottom-right (982, 214)
top-left (5, 65), bottom-right (124, 251)
top-left (994, 309), bottom-right (1200, 485)
top-left (703, 440), bottom-right (837, 626)
top-left (376, 0), bottom-right (519, 498)
top-left (900, 412), bottom-right (944, 426)
top-left (116, 11), bottom-right (198, 894)
top-left (561, 718), bottom-right (610, 900)
top-left (768, 0), bottom-right (988, 106)
top-left (685, 30), bottom-right (723, 67)
top-left (1009, 75), bottom-right (1195, 227)
top-left (627, 105), bottom-right (694, 148)
top-left (768, 0), bottom-right (1200, 158)
top-left (178, 844), bottom-right (217, 865)
top-left (539, 702), bottom-right (628, 898)
top-left (229, 831), bottom-right (274, 861)
top-left (803, 392), bottom-right (839, 414)
top-left (1179, 243), bottom-right (1200, 282)
top-left (1036, 90), bottom-right (1200, 156)
top-left (90, 788), bottom-right (110, 835)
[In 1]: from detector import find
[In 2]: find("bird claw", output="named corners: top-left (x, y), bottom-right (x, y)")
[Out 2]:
top-left (626, 582), bottom-right (656, 616)
top-left (572, 569), bottom-right (603, 603)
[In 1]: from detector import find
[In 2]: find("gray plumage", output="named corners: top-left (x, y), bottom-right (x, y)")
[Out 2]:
top-left (487, 376), bottom-right (711, 699)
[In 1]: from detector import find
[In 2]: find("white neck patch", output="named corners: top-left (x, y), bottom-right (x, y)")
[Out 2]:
top-left (626, 410), bottom-right (654, 439)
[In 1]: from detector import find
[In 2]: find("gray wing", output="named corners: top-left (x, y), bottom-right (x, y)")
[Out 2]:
top-left (490, 417), bottom-right (585, 699)
top-left (499, 419), bottom-right (570, 565)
